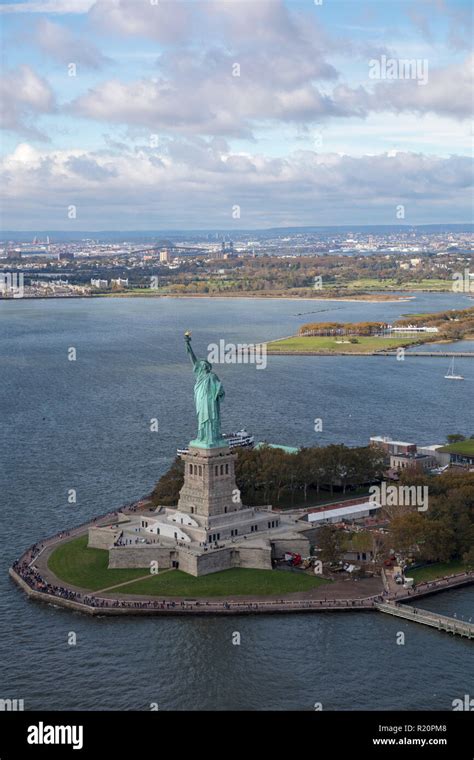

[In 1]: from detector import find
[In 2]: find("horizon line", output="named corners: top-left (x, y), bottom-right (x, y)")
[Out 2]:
top-left (1, 222), bottom-right (473, 236)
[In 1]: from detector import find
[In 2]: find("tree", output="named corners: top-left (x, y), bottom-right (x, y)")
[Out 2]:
top-left (447, 434), bottom-right (466, 443)
top-left (420, 519), bottom-right (455, 563)
top-left (294, 448), bottom-right (314, 502)
top-left (462, 546), bottom-right (474, 566)
top-left (390, 511), bottom-right (425, 555)
top-left (316, 525), bottom-right (344, 564)
top-left (150, 457), bottom-right (184, 506)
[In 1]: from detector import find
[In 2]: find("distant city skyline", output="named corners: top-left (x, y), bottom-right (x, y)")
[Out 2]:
top-left (1, 0), bottom-right (473, 229)
top-left (2, 222), bottom-right (474, 241)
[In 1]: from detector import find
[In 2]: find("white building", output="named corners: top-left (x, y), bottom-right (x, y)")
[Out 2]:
top-left (307, 502), bottom-right (382, 524)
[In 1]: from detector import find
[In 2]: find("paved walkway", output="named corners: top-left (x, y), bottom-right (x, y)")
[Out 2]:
top-left (92, 569), bottom-right (173, 595)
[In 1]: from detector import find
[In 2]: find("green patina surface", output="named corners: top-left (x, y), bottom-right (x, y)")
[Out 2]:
top-left (184, 333), bottom-right (226, 447)
top-left (255, 442), bottom-right (300, 454)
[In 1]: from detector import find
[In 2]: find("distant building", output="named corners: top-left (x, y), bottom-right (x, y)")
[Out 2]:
top-left (111, 278), bottom-right (128, 288)
top-left (90, 278), bottom-right (108, 288)
top-left (159, 250), bottom-right (169, 263)
top-left (438, 442), bottom-right (474, 468)
top-left (306, 501), bottom-right (382, 525)
top-left (389, 453), bottom-right (436, 471)
top-left (370, 436), bottom-right (417, 457)
top-left (417, 445), bottom-right (450, 467)
top-left (388, 325), bottom-right (439, 333)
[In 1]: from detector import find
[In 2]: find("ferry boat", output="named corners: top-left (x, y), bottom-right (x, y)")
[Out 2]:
top-left (177, 429), bottom-right (254, 456)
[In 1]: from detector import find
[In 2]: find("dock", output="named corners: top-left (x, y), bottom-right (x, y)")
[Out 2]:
top-left (376, 601), bottom-right (474, 638)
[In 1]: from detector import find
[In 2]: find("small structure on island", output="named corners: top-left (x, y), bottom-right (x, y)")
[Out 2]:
top-left (88, 333), bottom-right (310, 576)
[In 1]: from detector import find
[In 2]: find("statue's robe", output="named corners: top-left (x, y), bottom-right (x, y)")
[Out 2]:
top-left (193, 361), bottom-right (224, 442)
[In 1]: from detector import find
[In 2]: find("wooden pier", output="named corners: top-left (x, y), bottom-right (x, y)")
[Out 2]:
top-left (376, 601), bottom-right (474, 639)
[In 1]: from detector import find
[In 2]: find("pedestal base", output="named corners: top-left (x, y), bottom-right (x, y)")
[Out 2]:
top-left (178, 444), bottom-right (242, 518)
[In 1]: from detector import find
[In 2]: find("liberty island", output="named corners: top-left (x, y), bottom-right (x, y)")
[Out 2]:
top-left (7, 328), bottom-right (474, 631)
top-left (87, 333), bottom-right (312, 576)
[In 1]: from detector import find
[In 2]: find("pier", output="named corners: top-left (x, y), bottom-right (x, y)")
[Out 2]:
top-left (376, 601), bottom-right (474, 639)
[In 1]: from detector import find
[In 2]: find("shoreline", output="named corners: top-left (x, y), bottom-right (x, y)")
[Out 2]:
top-left (9, 562), bottom-right (473, 618)
top-left (2, 292), bottom-right (439, 304)
top-left (9, 504), bottom-right (474, 618)
top-left (266, 349), bottom-right (474, 356)
top-left (97, 293), bottom-right (415, 303)
top-left (267, 331), bottom-right (474, 357)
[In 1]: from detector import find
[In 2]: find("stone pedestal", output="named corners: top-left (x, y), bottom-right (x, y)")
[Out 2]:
top-left (178, 445), bottom-right (242, 518)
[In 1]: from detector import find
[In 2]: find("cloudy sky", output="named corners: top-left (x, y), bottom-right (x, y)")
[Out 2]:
top-left (0, 0), bottom-right (472, 230)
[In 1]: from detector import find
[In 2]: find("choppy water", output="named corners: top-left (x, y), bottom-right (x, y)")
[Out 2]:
top-left (0, 293), bottom-right (473, 710)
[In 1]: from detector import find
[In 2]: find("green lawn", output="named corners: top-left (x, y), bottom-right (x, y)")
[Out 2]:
top-left (267, 335), bottom-right (424, 354)
top-left (439, 440), bottom-right (474, 456)
top-left (409, 561), bottom-right (472, 583)
top-left (114, 568), bottom-right (329, 597)
top-left (48, 535), bottom-right (149, 590)
top-left (47, 535), bottom-right (329, 597)
top-left (344, 278), bottom-right (451, 291)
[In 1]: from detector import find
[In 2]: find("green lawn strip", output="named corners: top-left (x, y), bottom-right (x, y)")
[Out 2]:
top-left (345, 279), bottom-right (451, 291)
top-left (267, 336), bottom-right (424, 353)
top-left (47, 536), bottom-right (331, 597)
top-left (409, 561), bottom-right (472, 583)
top-left (438, 440), bottom-right (474, 456)
top-left (47, 535), bottom-right (150, 590)
top-left (109, 568), bottom-right (330, 598)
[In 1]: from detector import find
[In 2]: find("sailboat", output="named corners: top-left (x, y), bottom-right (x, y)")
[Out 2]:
top-left (444, 357), bottom-right (464, 380)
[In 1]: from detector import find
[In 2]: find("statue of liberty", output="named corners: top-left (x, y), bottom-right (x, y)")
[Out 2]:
top-left (184, 332), bottom-right (226, 448)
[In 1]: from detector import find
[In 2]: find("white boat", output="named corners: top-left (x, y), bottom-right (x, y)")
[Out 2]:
top-left (444, 357), bottom-right (464, 381)
top-left (177, 429), bottom-right (254, 456)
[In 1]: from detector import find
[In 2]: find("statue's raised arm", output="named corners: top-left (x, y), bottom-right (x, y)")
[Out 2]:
top-left (184, 331), bottom-right (197, 366)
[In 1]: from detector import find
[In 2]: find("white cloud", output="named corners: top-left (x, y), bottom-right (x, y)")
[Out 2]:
top-left (0, 0), bottom-right (94, 13)
top-left (0, 65), bottom-right (55, 139)
top-left (89, 0), bottom-right (192, 43)
top-left (371, 54), bottom-right (473, 120)
top-left (35, 18), bottom-right (109, 68)
top-left (1, 141), bottom-right (471, 228)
